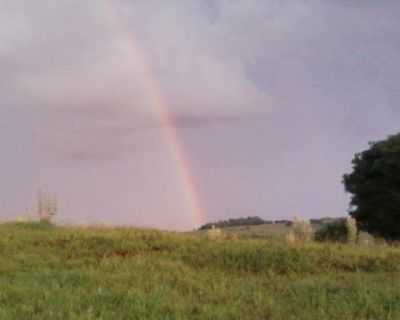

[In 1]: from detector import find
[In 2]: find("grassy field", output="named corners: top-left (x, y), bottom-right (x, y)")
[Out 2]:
top-left (0, 222), bottom-right (400, 319)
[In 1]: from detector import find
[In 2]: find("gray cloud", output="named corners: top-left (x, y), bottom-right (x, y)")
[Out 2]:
top-left (1, 0), bottom-right (400, 229)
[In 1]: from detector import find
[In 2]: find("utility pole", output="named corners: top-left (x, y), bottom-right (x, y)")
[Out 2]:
top-left (37, 189), bottom-right (58, 222)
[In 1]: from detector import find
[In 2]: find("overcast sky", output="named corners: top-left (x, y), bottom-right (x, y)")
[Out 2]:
top-left (1, 1), bottom-right (400, 230)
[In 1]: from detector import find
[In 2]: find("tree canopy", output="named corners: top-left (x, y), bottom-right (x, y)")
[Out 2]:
top-left (343, 132), bottom-right (400, 240)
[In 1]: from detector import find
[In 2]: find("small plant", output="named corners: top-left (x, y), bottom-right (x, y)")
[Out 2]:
top-left (315, 217), bottom-right (358, 243)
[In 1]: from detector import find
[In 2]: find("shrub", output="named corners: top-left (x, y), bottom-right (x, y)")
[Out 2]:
top-left (345, 217), bottom-right (358, 243)
top-left (288, 219), bottom-right (313, 243)
top-left (315, 217), bottom-right (358, 243)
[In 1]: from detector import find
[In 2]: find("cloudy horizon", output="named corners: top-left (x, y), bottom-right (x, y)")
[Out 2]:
top-left (1, 1), bottom-right (400, 230)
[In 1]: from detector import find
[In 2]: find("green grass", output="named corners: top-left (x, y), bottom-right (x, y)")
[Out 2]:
top-left (0, 222), bottom-right (400, 319)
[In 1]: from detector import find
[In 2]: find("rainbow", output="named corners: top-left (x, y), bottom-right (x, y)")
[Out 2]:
top-left (100, 1), bottom-right (206, 227)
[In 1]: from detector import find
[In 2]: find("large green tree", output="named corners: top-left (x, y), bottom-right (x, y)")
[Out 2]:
top-left (343, 133), bottom-right (400, 240)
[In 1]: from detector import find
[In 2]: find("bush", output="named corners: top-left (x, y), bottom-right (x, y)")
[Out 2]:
top-left (315, 217), bottom-right (358, 243)
top-left (287, 219), bottom-right (313, 243)
top-left (345, 217), bottom-right (358, 243)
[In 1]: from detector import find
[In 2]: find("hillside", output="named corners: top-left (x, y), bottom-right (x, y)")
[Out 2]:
top-left (0, 222), bottom-right (400, 319)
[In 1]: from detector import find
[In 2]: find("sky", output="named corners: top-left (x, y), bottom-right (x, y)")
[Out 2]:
top-left (1, 1), bottom-right (400, 230)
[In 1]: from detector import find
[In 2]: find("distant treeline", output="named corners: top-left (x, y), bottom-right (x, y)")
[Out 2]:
top-left (199, 216), bottom-right (343, 230)
top-left (309, 218), bottom-right (338, 225)
top-left (199, 216), bottom-right (291, 230)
